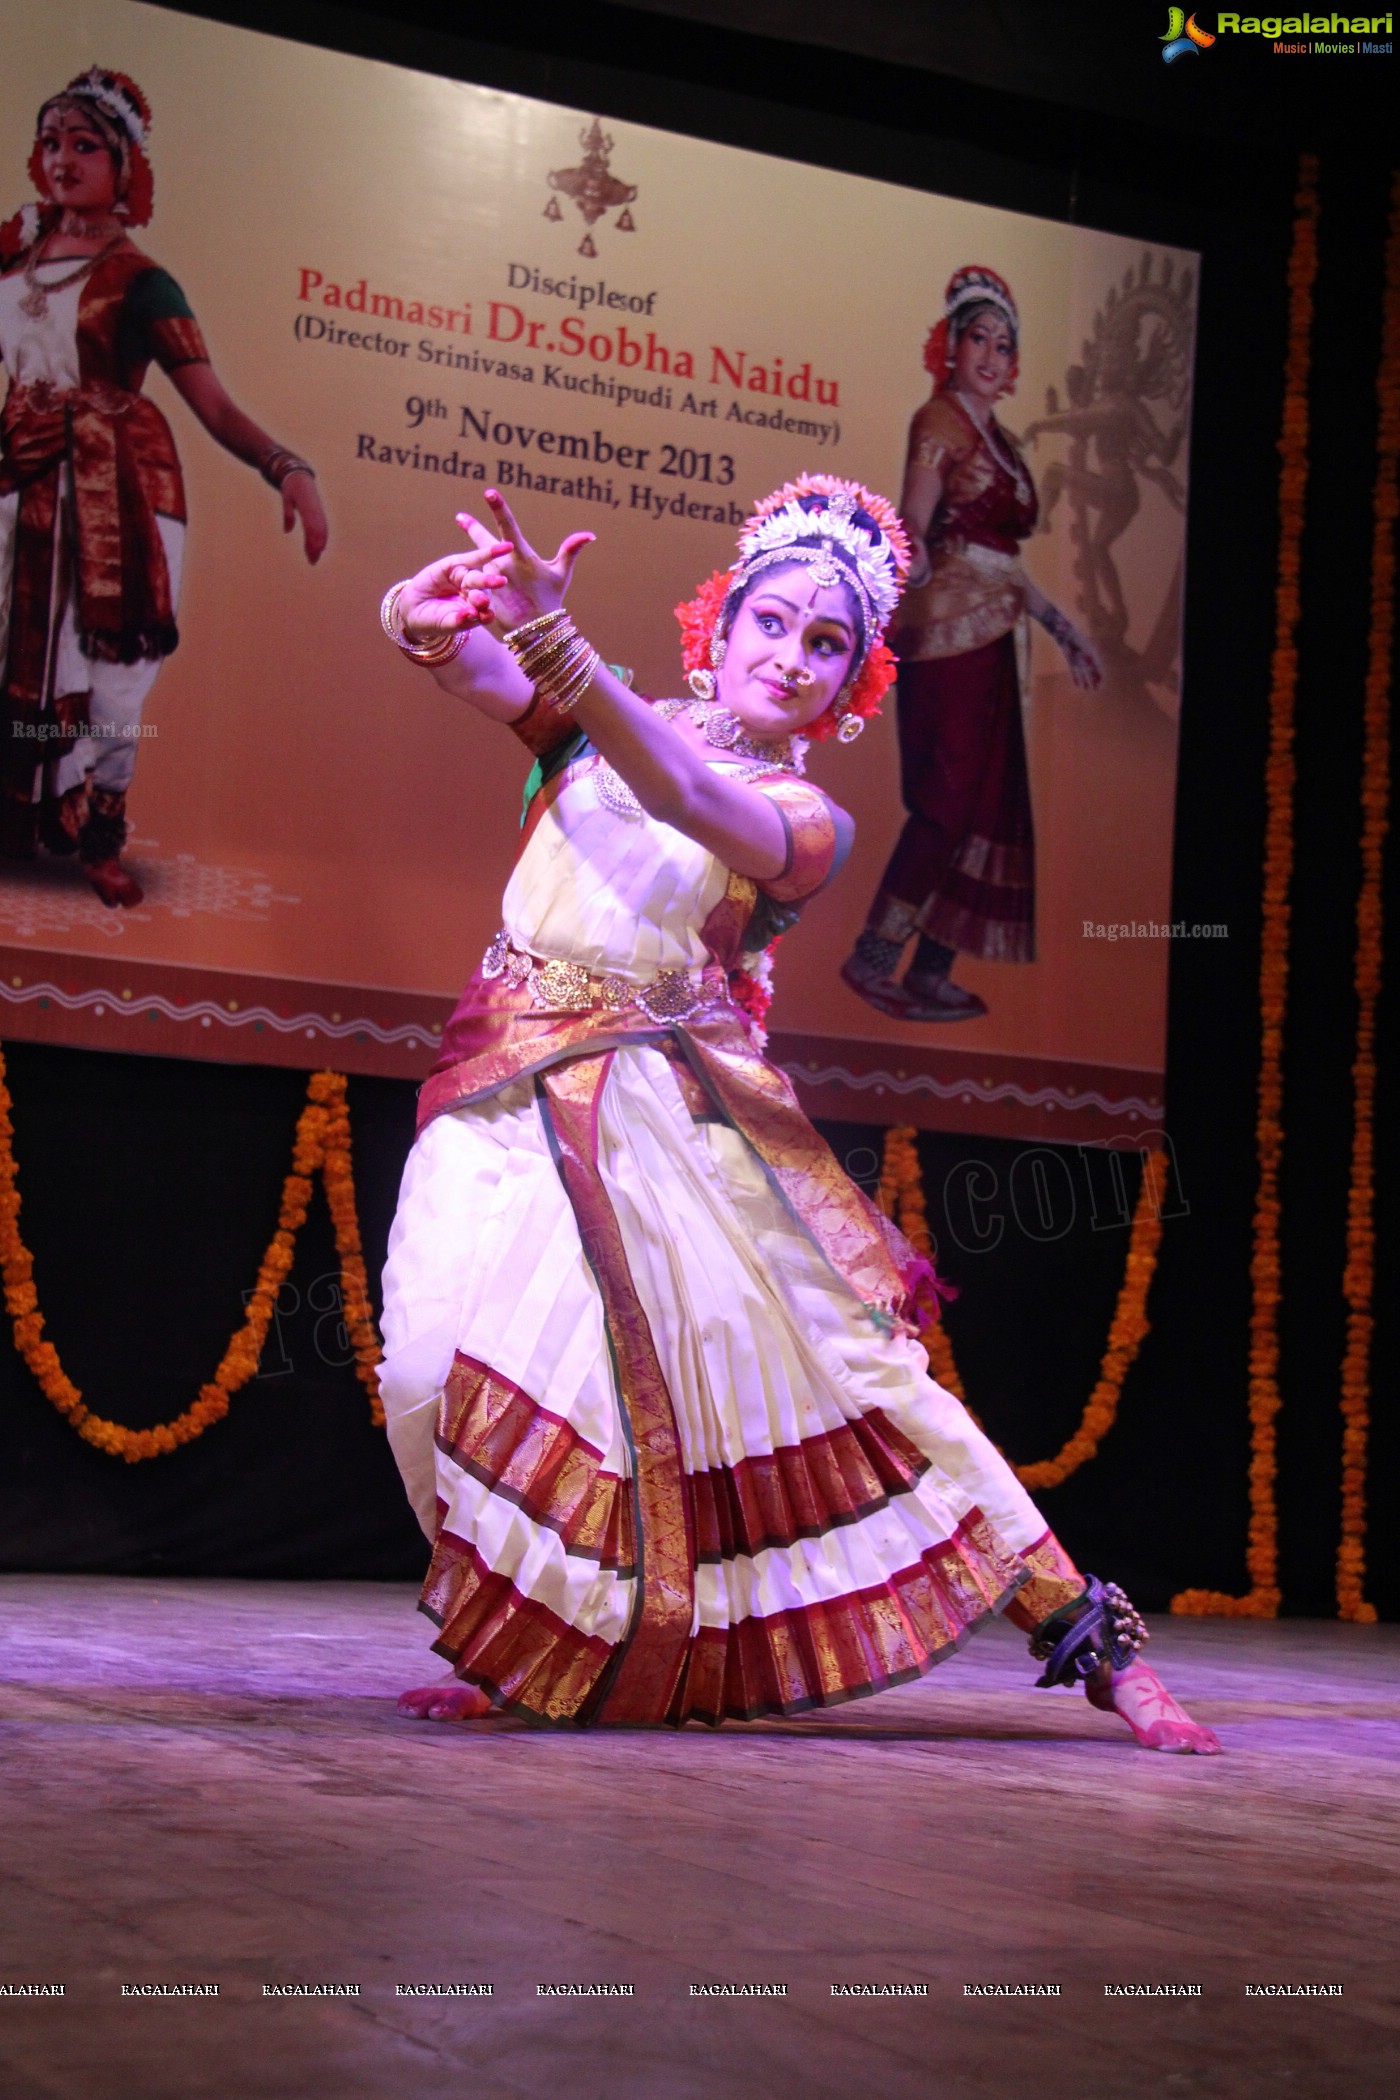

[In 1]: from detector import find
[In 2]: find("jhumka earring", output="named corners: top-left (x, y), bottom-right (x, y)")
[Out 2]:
top-left (835, 685), bottom-right (864, 741)
top-left (687, 630), bottom-right (726, 703)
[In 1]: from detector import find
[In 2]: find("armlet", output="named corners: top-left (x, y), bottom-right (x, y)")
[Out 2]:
top-left (757, 779), bottom-right (838, 904)
top-left (150, 314), bottom-right (210, 372)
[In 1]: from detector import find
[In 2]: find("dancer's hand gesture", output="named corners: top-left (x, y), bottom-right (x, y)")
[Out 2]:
top-left (454, 488), bottom-right (595, 632)
top-left (396, 536), bottom-right (515, 642)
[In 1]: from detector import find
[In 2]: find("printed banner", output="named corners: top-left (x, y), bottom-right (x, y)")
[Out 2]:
top-left (1, 0), bottom-right (1196, 1138)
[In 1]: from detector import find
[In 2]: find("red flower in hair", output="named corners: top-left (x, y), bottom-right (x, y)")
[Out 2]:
top-left (674, 567), bottom-right (733, 677)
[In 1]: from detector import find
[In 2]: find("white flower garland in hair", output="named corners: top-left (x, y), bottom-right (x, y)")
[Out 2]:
top-left (69, 68), bottom-right (149, 148)
top-left (736, 490), bottom-right (903, 628)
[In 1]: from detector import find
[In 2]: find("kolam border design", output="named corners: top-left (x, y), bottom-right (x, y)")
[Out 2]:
top-left (0, 948), bottom-right (451, 1077)
top-left (770, 1030), bottom-right (1164, 1143)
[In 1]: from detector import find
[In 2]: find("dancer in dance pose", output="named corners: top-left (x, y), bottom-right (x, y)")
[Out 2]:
top-left (0, 67), bottom-right (326, 904)
top-left (842, 266), bottom-right (1100, 1022)
top-left (377, 475), bottom-right (1217, 1753)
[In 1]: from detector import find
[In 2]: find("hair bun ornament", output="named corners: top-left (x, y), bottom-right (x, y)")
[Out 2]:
top-left (62, 68), bottom-right (150, 144)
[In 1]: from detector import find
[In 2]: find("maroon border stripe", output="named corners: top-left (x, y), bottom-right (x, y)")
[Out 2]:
top-left (689, 1408), bottom-right (932, 1563)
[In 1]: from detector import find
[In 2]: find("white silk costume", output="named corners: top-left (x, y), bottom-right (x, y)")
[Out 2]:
top-left (379, 712), bottom-right (1084, 1725)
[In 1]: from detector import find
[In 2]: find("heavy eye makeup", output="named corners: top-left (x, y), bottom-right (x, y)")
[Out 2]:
top-left (750, 602), bottom-right (854, 658)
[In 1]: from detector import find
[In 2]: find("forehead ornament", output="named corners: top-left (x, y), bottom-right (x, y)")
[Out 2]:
top-left (735, 481), bottom-right (904, 632)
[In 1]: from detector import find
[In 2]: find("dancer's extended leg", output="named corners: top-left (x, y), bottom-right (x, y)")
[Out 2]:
top-left (1010, 1574), bottom-right (1221, 1755)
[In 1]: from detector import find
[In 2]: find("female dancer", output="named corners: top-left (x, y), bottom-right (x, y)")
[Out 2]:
top-left (0, 68), bottom-right (326, 905)
top-left (377, 475), bottom-right (1217, 1753)
top-left (843, 266), bottom-right (1099, 1022)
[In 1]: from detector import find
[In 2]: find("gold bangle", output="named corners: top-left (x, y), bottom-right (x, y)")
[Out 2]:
top-left (517, 631), bottom-right (577, 679)
top-left (551, 650), bottom-right (600, 714)
top-left (262, 447), bottom-right (316, 490)
top-left (504, 608), bottom-right (569, 649)
top-left (380, 582), bottom-right (466, 665)
top-left (502, 608), bottom-right (600, 714)
top-left (531, 634), bottom-right (592, 689)
top-left (515, 623), bottom-right (580, 674)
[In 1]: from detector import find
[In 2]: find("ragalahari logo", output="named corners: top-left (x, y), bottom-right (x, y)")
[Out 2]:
top-left (1161, 7), bottom-right (1218, 55)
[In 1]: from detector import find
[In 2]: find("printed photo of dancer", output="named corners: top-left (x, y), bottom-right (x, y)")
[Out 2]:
top-left (0, 67), bottom-right (326, 907)
top-left (843, 266), bottom-right (1100, 1023)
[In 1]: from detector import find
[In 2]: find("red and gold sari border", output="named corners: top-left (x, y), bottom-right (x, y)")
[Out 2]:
top-left (419, 1506), bottom-right (1031, 1728)
top-left (436, 1350), bottom-right (635, 1573)
top-left (689, 1407), bottom-right (932, 1564)
top-left (417, 1006), bottom-right (662, 1134)
top-left (678, 1602), bottom-right (982, 1726)
top-left (673, 1509), bottom-right (1029, 1726)
top-left (537, 1059), bottom-right (697, 1726)
top-left (1000, 1528), bottom-right (1086, 1633)
top-left (443, 1349), bottom-right (605, 1463)
top-left (421, 1526), bottom-right (615, 1723)
top-left (422, 952), bottom-right (927, 1326)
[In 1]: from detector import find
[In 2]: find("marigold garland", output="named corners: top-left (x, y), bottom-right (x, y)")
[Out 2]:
top-left (876, 1125), bottom-right (1168, 1484)
top-left (877, 1124), bottom-right (972, 1414)
top-left (0, 1056), bottom-right (383, 1462)
top-left (1335, 172), bottom-right (1398, 1625)
top-left (1171, 156), bottom-right (1320, 1618)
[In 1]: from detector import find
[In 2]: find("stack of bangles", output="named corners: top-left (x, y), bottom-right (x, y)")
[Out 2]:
top-left (380, 581), bottom-right (468, 667)
top-left (261, 446), bottom-right (315, 489)
top-left (501, 608), bottom-right (601, 716)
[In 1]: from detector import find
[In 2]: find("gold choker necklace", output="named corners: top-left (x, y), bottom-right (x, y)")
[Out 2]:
top-left (658, 698), bottom-right (800, 772)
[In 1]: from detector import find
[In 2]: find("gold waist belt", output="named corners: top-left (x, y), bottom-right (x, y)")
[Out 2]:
top-left (481, 930), bottom-right (730, 1025)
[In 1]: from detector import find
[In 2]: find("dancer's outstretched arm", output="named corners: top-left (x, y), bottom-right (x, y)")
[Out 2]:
top-left (393, 492), bottom-right (839, 884)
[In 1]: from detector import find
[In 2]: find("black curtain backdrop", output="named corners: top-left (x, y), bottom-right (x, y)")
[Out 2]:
top-left (0, 1), bottom-right (1393, 1616)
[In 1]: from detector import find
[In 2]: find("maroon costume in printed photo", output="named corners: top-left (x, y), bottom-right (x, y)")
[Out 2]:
top-left (843, 265), bottom-right (1100, 1022)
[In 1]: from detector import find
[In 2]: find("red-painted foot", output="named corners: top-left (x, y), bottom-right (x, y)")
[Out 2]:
top-left (82, 856), bottom-right (144, 908)
top-left (1087, 1662), bottom-right (1222, 1753)
top-left (396, 1681), bottom-right (494, 1721)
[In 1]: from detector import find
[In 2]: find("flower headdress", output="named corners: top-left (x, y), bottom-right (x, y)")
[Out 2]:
top-left (922, 264), bottom-right (1019, 397)
top-left (674, 474), bottom-right (911, 743)
top-left (29, 68), bottom-right (154, 227)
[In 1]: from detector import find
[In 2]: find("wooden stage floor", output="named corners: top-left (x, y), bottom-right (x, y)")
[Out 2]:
top-left (1, 1576), bottom-right (1396, 2100)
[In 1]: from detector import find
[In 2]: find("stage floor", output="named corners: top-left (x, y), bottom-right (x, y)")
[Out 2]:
top-left (1, 1577), bottom-right (1396, 2100)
